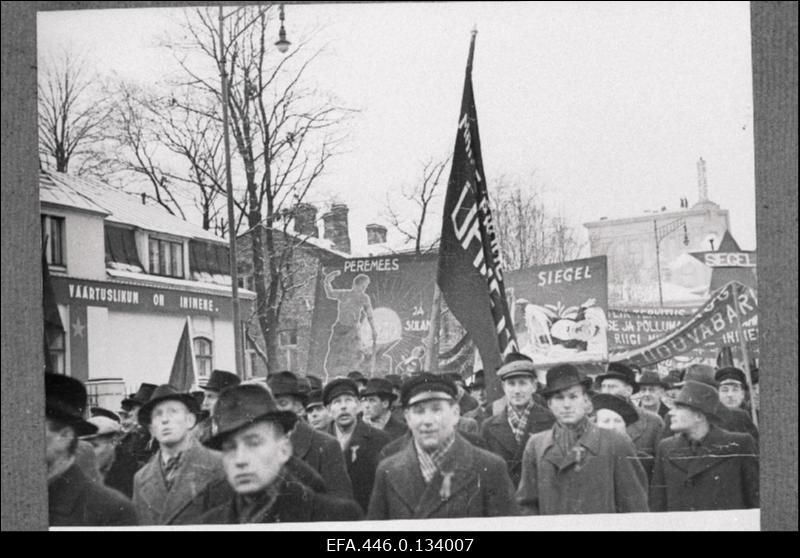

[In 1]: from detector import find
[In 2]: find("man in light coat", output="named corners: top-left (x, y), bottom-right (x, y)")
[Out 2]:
top-left (368, 373), bottom-right (518, 520)
top-left (516, 364), bottom-right (649, 515)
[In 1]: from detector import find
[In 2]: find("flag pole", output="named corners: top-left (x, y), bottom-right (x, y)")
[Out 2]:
top-left (731, 283), bottom-right (758, 427)
top-left (424, 284), bottom-right (443, 374)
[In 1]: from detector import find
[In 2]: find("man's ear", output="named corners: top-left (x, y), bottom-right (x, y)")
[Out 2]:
top-left (187, 410), bottom-right (198, 429)
top-left (277, 435), bottom-right (293, 465)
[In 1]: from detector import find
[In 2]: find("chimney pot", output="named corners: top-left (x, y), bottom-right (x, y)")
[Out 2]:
top-left (322, 204), bottom-right (351, 253)
top-left (293, 203), bottom-right (318, 238)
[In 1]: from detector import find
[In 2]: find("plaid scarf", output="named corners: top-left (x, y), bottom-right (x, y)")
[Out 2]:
top-left (507, 402), bottom-right (534, 444)
top-left (414, 434), bottom-right (456, 484)
top-left (160, 451), bottom-right (183, 491)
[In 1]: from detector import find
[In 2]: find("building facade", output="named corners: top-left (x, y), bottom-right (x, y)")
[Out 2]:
top-left (40, 171), bottom-right (255, 400)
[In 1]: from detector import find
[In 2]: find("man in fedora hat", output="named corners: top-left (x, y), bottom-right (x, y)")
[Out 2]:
top-left (268, 371), bottom-right (354, 501)
top-left (636, 370), bottom-right (670, 419)
top-left (361, 377), bottom-right (408, 440)
top-left (597, 362), bottom-right (664, 458)
top-left (660, 364), bottom-right (758, 442)
top-left (117, 383), bottom-right (159, 471)
top-left (368, 373), bottom-right (518, 520)
top-left (481, 353), bottom-right (555, 487)
top-left (199, 384), bottom-right (362, 524)
top-left (194, 370), bottom-right (241, 443)
top-left (516, 364), bottom-right (648, 515)
top-left (384, 373), bottom-right (407, 426)
top-left (650, 380), bottom-right (759, 511)
top-left (45, 373), bottom-right (137, 526)
top-left (132, 384), bottom-right (228, 525)
top-left (324, 377), bottom-right (391, 513)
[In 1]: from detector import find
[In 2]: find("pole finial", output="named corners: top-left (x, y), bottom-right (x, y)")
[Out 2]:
top-left (467, 27), bottom-right (478, 71)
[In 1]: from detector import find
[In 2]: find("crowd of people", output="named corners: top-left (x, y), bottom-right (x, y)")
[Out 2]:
top-left (44, 356), bottom-right (759, 526)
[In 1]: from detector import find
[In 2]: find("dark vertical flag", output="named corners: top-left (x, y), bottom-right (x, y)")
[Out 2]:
top-left (42, 243), bottom-right (64, 373)
top-left (168, 317), bottom-right (197, 392)
top-left (436, 30), bottom-right (518, 400)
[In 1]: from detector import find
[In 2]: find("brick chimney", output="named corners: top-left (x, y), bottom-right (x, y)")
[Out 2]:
top-left (366, 223), bottom-right (387, 245)
top-left (322, 203), bottom-right (351, 253)
top-left (293, 203), bottom-right (318, 238)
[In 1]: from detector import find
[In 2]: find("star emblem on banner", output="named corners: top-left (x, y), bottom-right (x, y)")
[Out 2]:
top-left (690, 230), bottom-right (757, 292)
top-left (72, 316), bottom-right (85, 338)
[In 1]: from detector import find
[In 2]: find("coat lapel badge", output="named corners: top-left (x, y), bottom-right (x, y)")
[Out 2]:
top-left (350, 444), bottom-right (360, 463)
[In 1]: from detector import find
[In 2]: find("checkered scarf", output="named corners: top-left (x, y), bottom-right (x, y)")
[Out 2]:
top-left (414, 434), bottom-right (456, 484)
top-left (507, 402), bottom-right (534, 445)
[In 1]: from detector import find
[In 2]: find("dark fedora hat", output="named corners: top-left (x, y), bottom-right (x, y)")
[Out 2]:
top-left (384, 374), bottom-right (403, 390)
top-left (91, 406), bottom-right (121, 423)
top-left (199, 369), bottom-right (241, 393)
top-left (323, 378), bottom-right (360, 405)
top-left (540, 364), bottom-right (592, 398)
top-left (674, 380), bottom-right (722, 420)
top-left (468, 369), bottom-right (485, 390)
top-left (663, 368), bottom-right (685, 387)
top-left (305, 389), bottom-right (325, 411)
top-left (591, 393), bottom-right (639, 426)
top-left (268, 371), bottom-right (308, 403)
top-left (681, 364), bottom-right (717, 388)
top-left (362, 378), bottom-right (397, 402)
top-left (596, 362), bottom-right (639, 393)
top-left (496, 352), bottom-right (537, 381)
top-left (400, 373), bottom-right (457, 408)
top-left (347, 370), bottom-right (368, 385)
top-left (121, 382), bottom-right (157, 410)
top-left (45, 373), bottom-right (98, 437)
top-left (137, 384), bottom-right (200, 426)
top-left (204, 384), bottom-right (298, 451)
top-left (637, 370), bottom-right (668, 389)
top-left (715, 367), bottom-right (748, 389)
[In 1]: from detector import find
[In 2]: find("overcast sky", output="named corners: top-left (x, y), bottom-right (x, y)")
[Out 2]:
top-left (38, 1), bottom-right (757, 252)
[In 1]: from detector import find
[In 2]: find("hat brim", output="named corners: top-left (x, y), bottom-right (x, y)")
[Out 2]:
top-left (540, 377), bottom-right (593, 398)
top-left (203, 410), bottom-right (298, 451)
top-left (361, 390), bottom-right (397, 402)
top-left (138, 393), bottom-right (200, 426)
top-left (46, 407), bottom-right (99, 437)
top-left (595, 373), bottom-right (639, 393)
top-left (672, 400), bottom-right (721, 422)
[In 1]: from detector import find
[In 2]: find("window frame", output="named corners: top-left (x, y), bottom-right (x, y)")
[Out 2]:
top-left (41, 214), bottom-right (66, 267)
top-left (148, 236), bottom-right (185, 278)
top-left (193, 336), bottom-right (213, 381)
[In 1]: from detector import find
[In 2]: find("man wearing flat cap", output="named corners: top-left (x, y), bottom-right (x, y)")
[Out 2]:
top-left (194, 370), bottom-right (241, 443)
top-left (650, 380), bottom-right (759, 511)
top-left (516, 364), bottom-right (648, 515)
top-left (132, 384), bottom-right (228, 525)
top-left (305, 389), bottom-right (332, 431)
top-left (199, 384), bottom-right (362, 524)
top-left (324, 377), bottom-right (391, 513)
top-left (361, 378), bottom-right (408, 440)
top-left (45, 373), bottom-right (137, 526)
top-left (480, 352), bottom-right (555, 487)
top-left (368, 373), bottom-right (518, 520)
top-left (269, 371), bottom-right (354, 501)
top-left (597, 362), bottom-right (664, 458)
top-left (715, 366), bottom-right (750, 412)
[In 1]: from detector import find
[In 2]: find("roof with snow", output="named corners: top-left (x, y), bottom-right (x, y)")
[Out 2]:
top-left (40, 171), bottom-right (225, 244)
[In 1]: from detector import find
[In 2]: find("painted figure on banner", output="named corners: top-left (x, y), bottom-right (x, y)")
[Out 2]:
top-left (516, 298), bottom-right (608, 360)
top-left (323, 270), bottom-right (377, 378)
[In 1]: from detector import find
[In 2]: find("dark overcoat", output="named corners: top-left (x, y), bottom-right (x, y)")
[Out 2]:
top-left (133, 437), bottom-right (226, 525)
top-left (650, 426), bottom-right (759, 512)
top-left (367, 434), bottom-right (518, 520)
top-left (481, 403), bottom-right (555, 487)
top-left (328, 420), bottom-right (391, 513)
top-left (627, 407), bottom-right (664, 456)
top-left (516, 422), bottom-right (649, 515)
top-left (198, 474), bottom-right (363, 524)
top-left (383, 414), bottom-right (409, 441)
top-left (49, 463), bottom-right (138, 526)
top-left (104, 443), bottom-right (142, 498)
top-left (291, 420), bottom-right (354, 500)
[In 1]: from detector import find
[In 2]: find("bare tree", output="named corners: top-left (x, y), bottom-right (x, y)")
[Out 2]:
top-left (38, 50), bottom-right (111, 174)
top-left (383, 155), bottom-right (450, 255)
top-left (490, 174), bottom-right (583, 270)
top-left (168, 6), bottom-right (353, 368)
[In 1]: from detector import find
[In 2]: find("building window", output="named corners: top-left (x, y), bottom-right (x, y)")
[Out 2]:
top-left (41, 215), bottom-right (65, 266)
top-left (194, 337), bottom-right (213, 380)
top-left (47, 331), bottom-right (66, 374)
top-left (149, 237), bottom-right (184, 278)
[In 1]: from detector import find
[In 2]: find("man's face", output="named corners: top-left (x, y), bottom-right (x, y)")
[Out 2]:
top-left (502, 376), bottom-right (536, 408)
top-left (202, 390), bottom-right (219, 413)
top-left (600, 378), bottom-right (634, 399)
top-left (405, 399), bottom-right (460, 452)
top-left (639, 385), bottom-right (664, 407)
top-left (469, 387), bottom-right (487, 406)
top-left (148, 400), bottom-right (196, 446)
top-left (547, 385), bottom-right (589, 425)
top-left (668, 404), bottom-right (704, 433)
top-left (220, 421), bottom-right (291, 495)
top-left (118, 405), bottom-right (140, 433)
top-left (88, 434), bottom-right (117, 472)
top-left (306, 405), bottom-right (331, 430)
top-left (361, 395), bottom-right (389, 421)
top-left (275, 395), bottom-right (304, 415)
top-left (329, 394), bottom-right (359, 428)
top-left (45, 419), bottom-right (73, 466)
top-left (594, 408), bottom-right (628, 436)
top-left (718, 381), bottom-right (745, 409)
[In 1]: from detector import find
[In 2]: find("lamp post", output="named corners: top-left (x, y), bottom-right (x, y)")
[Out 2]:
top-left (218, 4), bottom-right (290, 377)
top-left (653, 217), bottom-right (689, 306)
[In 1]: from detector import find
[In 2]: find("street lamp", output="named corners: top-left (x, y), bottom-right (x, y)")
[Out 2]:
top-left (218, 4), bottom-right (290, 377)
top-left (653, 217), bottom-right (689, 306)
